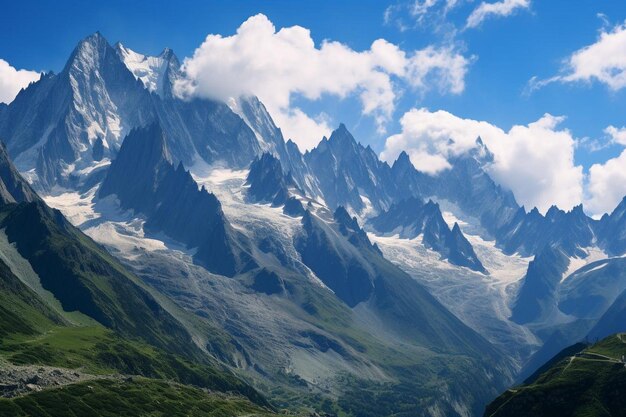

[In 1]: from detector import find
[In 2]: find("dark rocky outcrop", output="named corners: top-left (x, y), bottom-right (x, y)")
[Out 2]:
top-left (510, 246), bottom-right (569, 325)
top-left (246, 152), bottom-right (296, 206)
top-left (99, 123), bottom-right (255, 277)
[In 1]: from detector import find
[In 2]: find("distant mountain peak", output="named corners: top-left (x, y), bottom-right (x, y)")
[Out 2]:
top-left (160, 47), bottom-right (175, 59)
top-left (115, 42), bottom-right (180, 96)
top-left (328, 123), bottom-right (358, 151)
top-left (98, 123), bottom-right (172, 212)
top-left (369, 197), bottom-right (486, 273)
top-left (571, 203), bottom-right (585, 214)
top-left (424, 198), bottom-right (440, 209)
top-left (545, 205), bottom-right (562, 220)
top-left (466, 135), bottom-right (494, 164)
top-left (334, 205), bottom-right (359, 232)
top-left (246, 152), bottom-right (298, 206)
top-left (394, 150), bottom-right (411, 166)
top-left (391, 151), bottom-right (413, 177)
top-left (446, 222), bottom-right (487, 274)
top-left (64, 31), bottom-right (114, 73)
top-left (83, 31), bottom-right (107, 44)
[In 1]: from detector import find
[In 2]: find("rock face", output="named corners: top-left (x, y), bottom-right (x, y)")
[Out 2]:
top-left (98, 123), bottom-right (173, 213)
top-left (250, 268), bottom-right (286, 296)
top-left (0, 33), bottom-right (261, 190)
top-left (510, 246), bottom-right (569, 325)
top-left (588, 271), bottom-right (626, 340)
top-left (232, 95), bottom-right (322, 199)
top-left (559, 257), bottom-right (626, 321)
top-left (0, 141), bottom-right (40, 205)
top-left (246, 152), bottom-right (297, 206)
top-left (369, 197), bottom-right (486, 273)
top-left (0, 33), bottom-right (150, 188)
top-left (282, 197), bottom-right (305, 217)
top-left (115, 43), bottom-right (180, 98)
top-left (304, 124), bottom-right (396, 213)
top-left (99, 123), bottom-right (256, 277)
top-left (390, 151), bottom-right (430, 199)
top-left (296, 209), bottom-right (376, 307)
top-left (446, 223), bottom-right (486, 273)
top-left (497, 204), bottom-right (595, 257)
top-left (597, 197), bottom-right (626, 256)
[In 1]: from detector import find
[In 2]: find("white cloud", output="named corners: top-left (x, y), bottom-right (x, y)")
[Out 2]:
top-left (0, 59), bottom-right (40, 104)
top-left (585, 124), bottom-right (626, 216)
top-left (273, 109), bottom-right (332, 151)
top-left (412, 0), bottom-right (439, 18)
top-left (586, 149), bottom-right (626, 216)
top-left (533, 21), bottom-right (626, 91)
top-left (466, 0), bottom-right (531, 29)
top-left (380, 108), bottom-right (584, 213)
top-left (406, 46), bottom-right (470, 94)
top-left (444, 0), bottom-right (463, 11)
top-left (604, 125), bottom-right (626, 146)
top-left (385, 0), bottom-right (466, 36)
top-left (176, 14), bottom-right (470, 150)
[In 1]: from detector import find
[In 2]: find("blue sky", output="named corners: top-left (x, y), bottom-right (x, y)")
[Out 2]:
top-left (1, 0), bottom-right (626, 214)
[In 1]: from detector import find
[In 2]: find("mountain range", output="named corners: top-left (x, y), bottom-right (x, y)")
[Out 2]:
top-left (1, 32), bottom-right (625, 416)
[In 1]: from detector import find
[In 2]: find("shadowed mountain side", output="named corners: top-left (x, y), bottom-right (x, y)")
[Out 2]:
top-left (297, 207), bottom-right (501, 358)
top-left (99, 124), bottom-right (256, 277)
top-left (484, 334), bottom-right (626, 417)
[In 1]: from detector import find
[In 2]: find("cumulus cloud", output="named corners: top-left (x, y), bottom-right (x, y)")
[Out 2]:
top-left (466, 0), bottom-right (531, 29)
top-left (604, 125), bottom-right (626, 146)
top-left (532, 21), bottom-right (626, 91)
top-left (274, 109), bottom-right (332, 151)
top-left (380, 108), bottom-right (584, 213)
top-left (176, 14), bottom-right (470, 150)
top-left (585, 125), bottom-right (626, 216)
top-left (0, 59), bottom-right (40, 104)
top-left (586, 150), bottom-right (626, 216)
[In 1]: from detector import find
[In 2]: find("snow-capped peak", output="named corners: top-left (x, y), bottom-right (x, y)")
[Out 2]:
top-left (115, 43), bottom-right (178, 96)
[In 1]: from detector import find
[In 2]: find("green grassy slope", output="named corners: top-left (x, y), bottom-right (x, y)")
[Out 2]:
top-left (1, 325), bottom-right (265, 404)
top-left (0, 202), bottom-right (275, 414)
top-left (0, 201), bottom-right (201, 358)
top-left (0, 270), bottom-right (273, 414)
top-left (0, 257), bottom-right (64, 338)
top-left (484, 334), bottom-right (626, 417)
top-left (0, 379), bottom-right (276, 417)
